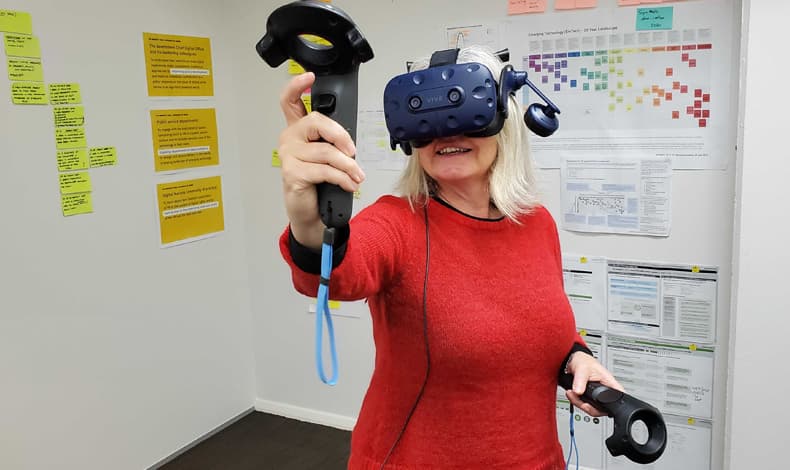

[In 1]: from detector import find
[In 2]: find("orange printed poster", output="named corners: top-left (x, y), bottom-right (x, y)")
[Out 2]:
top-left (143, 32), bottom-right (213, 97)
top-left (156, 175), bottom-right (224, 246)
top-left (150, 108), bottom-right (219, 172)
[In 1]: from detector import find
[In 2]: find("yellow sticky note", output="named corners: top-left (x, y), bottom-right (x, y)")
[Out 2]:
top-left (301, 94), bottom-right (311, 113)
top-left (150, 108), bottom-right (219, 172)
top-left (7, 57), bottom-right (43, 82)
top-left (328, 300), bottom-right (341, 310)
top-left (692, 266), bottom-right (700, 273)
top-left (57, 149), bottom-right (89, 171)
top-left (61, 193), bottom-right (93, 217)
top-left (608, 103), bottom-right (616, 112)
top-left (0, 10), bottom-right (33, 34)
top-left (288, 59), bottom-right (306, 75)
top-left (687, 417), bottom-right (696, 425)
top-left (157, 176), bottom-right (225, 245)
top-left (55, 127), bottom-right (87, 150)
top-left (49, 83), bottom-right (81, 105)
top-left (4, 33), bottom-right (40, 58)
top-left (272, 149), bottom-right (282, 167)
top-left (353, 189), bottom-right (361, 199)
top-left (53, 106), bottom-right (85, 127)
top-left (143, 32), bottom-right (213, 97)
top-left (89, 147), bottom-right (117, 167)
top-left (580, 256), bottom-right (588, 263)
top-left (59, 171), bottom-right (92, 194)
top-left (579, 329), bottom-right (587, 336)
top-left (10, 82), bottom-right (47, 104)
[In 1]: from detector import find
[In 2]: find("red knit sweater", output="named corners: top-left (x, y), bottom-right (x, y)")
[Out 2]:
top-left (280, 196), bottom-right (583, 470)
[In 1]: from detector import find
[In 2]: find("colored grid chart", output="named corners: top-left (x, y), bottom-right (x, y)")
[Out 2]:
top-left (523, 28), bottom-right (713, 130)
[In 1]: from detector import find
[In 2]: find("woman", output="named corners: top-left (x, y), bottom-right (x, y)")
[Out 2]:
top-left (276, 46), bottom-right (622, 470)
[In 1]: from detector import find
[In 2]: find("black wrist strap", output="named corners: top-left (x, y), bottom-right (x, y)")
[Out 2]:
top-left (288, 224), bottom-right (350, 274)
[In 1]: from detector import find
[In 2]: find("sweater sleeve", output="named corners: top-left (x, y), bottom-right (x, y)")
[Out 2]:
top-left (279, 196), bottom-right (409, 301)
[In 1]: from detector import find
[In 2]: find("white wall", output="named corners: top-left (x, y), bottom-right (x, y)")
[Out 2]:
top-left (0, 1), bottom-right (255, 469)
top-left (726, 1), bottom-right (790, 468)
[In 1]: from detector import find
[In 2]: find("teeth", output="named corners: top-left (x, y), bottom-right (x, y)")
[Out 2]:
top-left (438, 147), bottom-right (467, 155)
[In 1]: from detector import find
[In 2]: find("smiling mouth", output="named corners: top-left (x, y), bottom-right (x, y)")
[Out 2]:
top-left (436, 147), bottom-right (471, 156)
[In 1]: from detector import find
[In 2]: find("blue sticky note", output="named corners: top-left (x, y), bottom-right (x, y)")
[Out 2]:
top-left (636, 7), bottom-right (673, 31)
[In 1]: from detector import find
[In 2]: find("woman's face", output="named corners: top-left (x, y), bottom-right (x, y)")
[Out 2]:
top-left (416, 135), bottom-right (498, 190)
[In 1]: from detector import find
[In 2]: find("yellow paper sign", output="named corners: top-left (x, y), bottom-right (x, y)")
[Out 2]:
top-left (692, 266), bottom-right (700, 273)
top-left (143, 32), bottom-right (213, 97)
top-left (0, 10), bottom-right (33, 35)
top-left (7, 57), bottom-right (43, 81)
top-left (288, 60), bottom-right (306, 75)
top-left (4, 34), bottom-right (41, 58)
top-left (57, 149), bottom-right (89, 171)
top-left (150, 108), bottom-right (219, 171)
top-left (328, 300), bottom-right (341, 309)
top-left (49, 83), bottom-right (81, 105)
top-left (301, 94), bottom-right (312, 113)
top-left (11, 82), bottom-right (47, 104)
top-left (53, 106), bottom-right (85, 127)
top-left (59, 171), bottom-right (92, 194)
top-left (157, 176), bottom-right (225, 245)
top-left (272, 149), bottom-right (282, 167)
top-left (55, 127), bottom-right (87, 149)
top-left (61, 193), bottom-right (93, 216)
top-left (89, 147), bottom-right (117, 167)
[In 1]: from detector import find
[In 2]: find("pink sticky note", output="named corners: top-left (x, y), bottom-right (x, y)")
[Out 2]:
top-left (672, 110), bottom-right (680, 119)
top-left (556, 0), bottom-right (597, 9)
top-left (618, 0), bottom-right (641, 5)
top-left (508, 0), bottom-right (547, 15)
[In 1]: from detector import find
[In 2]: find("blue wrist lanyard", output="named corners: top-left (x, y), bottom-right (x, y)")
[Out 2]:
top-left (316, 227), bottom-right (339, 385)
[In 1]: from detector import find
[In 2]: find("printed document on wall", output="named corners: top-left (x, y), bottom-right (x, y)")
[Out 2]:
top-left (356, 110), bottom-right (407, 172)
top-left (557, 399), bottom-right (605, 470)
top-left (607, 260), bottom-right (717, 342)
top-left (561, 157), bottom-right (671, 236)
top-left (608, 415), bottom-right (712, 470)
top-left (606, 335), bottom-right (714, 419)
top-left (562, 254), bottom-right (606, 331)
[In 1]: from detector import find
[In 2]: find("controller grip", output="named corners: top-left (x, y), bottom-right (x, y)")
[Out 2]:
top-left (558, 372), bottom-right (622, 415)
top-left (311, 73), bottom-right (360, 228)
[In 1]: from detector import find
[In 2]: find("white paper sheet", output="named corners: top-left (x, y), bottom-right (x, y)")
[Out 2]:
top-left (356, 110), bottom-right (408, 172)
top-left (606, 335), bottom-right (714, 420)
top-left (607, 260), bottom-right (718, 342)
top-left (561, 157), bottom-right (671, 236)
top-left (557, 399), bottom-right (606, 470)
top-left (562, 254), bottom-right (607, 331)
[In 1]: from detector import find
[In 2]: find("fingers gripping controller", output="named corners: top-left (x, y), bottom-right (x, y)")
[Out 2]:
top-left (559, 372), bottom-right (668, 464)
top-left (257, 0), bottom-right (374, 228)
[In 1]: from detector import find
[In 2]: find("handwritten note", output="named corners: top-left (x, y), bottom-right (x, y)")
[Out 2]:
top-left (53, 106), bottom-right (85, 127)
top-left (57, 149), bottom-right (89, 171)
top-left (89, 147), bottom-right (118, 167)
top-left (61, 193), bottom-right (93, 217)
top-left (10, 82), bottom-right (47, 104)
top-left (508, 0), bottom-right (547, 15)
top-left (49, 83), bottom-right (81, 105)
top-left (4, 34), bottom-right (40, 58)
top-left (7, 58), bottom-right (43, 82)
top-left (0, 10), bottom-right (33, 34)
top-left (55, 127), bottom-right (87, 150)
top-left (59, 171), bottom-right (92, 194)
top-left (636, 7), bottom-right (673, 30)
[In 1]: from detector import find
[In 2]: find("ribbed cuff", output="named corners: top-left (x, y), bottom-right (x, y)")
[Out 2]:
top-left (288, 225), bottom-right (350, 274)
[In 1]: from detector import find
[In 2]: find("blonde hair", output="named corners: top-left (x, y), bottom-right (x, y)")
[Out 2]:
top-left (395, 45), bottom-right (540, 220)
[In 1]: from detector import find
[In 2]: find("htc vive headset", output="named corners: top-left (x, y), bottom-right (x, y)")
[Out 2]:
top-left (384, 48), bottom-right (561, 155)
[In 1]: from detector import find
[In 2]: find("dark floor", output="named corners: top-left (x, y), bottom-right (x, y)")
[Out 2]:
top-left (159, 412), bottom-right (351, 470)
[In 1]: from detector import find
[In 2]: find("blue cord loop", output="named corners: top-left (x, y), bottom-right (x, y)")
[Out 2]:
top-left (316, 227), bottom-right (339, 385)
top-left (566, 404), bottom-right (579, 470)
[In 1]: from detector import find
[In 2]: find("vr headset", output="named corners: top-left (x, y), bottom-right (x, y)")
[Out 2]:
top-left (384, 48), bottom-right (561, 155)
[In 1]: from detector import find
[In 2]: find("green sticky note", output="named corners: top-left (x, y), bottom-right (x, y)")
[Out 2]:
top-left (49, 83), bottom-right (81, 105)
top-left (53, 106), bottom-right (85, 127)
top-left (59, 171), bottom-right (92, 194)
top-left (55, 127), bottom-right (87, 149)
top-left (7, 58), bottom-right (43, 82)
top-left (61, 193), bottom-right (93, 217)
top-left (4, 33), bottom-right (40, 58)
top-left (89, 147), bottom-right (117, 167)
top-left (636, 7), bottom-right (673, 31)
top-left (0, 10), bottom-right (32, 34)
top-left (57, 149), bottom-right (89, 171)
top-left (11, 82), bottom-right (47, 104)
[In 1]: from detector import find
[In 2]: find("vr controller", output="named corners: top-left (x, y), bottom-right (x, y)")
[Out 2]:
top-left (559, 371), bottom-right (668, 464)
top-left (256, 0), bottom-right (373, 228)
top-left (384, 48), bottom-right (561, 155)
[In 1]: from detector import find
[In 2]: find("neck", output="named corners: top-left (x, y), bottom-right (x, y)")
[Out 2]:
top-left (436, 183), bottom-right (500, 219)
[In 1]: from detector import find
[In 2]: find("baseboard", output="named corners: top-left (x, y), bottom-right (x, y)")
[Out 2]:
top-left (254, 398), bottom-right (357, 431)
top-left (147, 407), bottom-right (254, 469)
